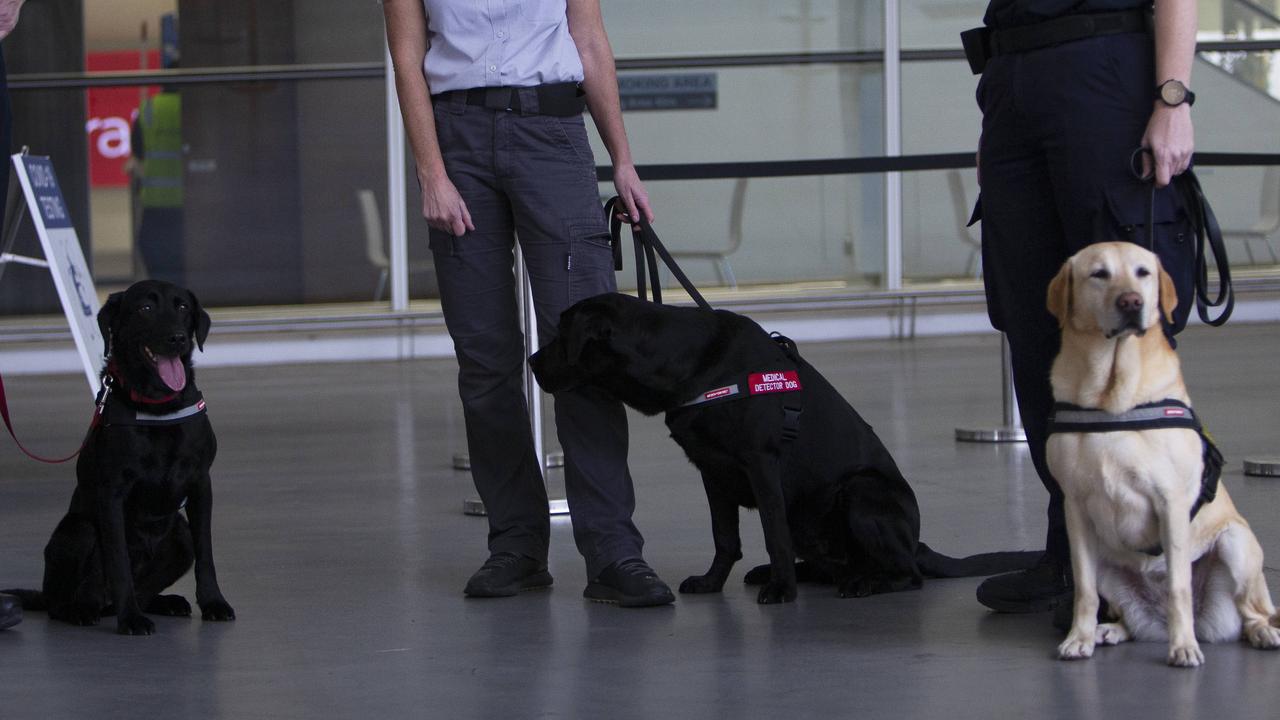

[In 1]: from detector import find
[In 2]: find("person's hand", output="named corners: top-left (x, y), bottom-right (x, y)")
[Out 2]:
top-left (1141, 103), bottom-right (1194, 188)
top-left (611, 163), bottom-right (654, 230)
top-left (0, 0), bottom-right (24, 40)
top-left (420, 171), bottom-right (474, 237)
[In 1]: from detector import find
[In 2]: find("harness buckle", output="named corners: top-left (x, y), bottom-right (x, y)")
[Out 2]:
top-left (781, 406), bottom-right (803, 442)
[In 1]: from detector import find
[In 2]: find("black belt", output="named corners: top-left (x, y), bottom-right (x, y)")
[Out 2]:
top-left (961, 9), bottom-right (1151, 74)
top-left (431, 82), bottom-right (586, 117)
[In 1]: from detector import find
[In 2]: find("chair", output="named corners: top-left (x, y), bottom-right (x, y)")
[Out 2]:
top-left (948, 169), bottom-right (983, 278)
top-left (667, 177), bottom-right (748, 288)
top-left (1221, 167), bottom-right (1280, 265)
top-left (358, 189), bottom-right (433, 301)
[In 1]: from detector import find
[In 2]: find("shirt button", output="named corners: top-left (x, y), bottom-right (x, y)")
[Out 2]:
top-left (496, 31), bottom-right (504, 38)
top-left (488, 65), bottom-right (497, 71)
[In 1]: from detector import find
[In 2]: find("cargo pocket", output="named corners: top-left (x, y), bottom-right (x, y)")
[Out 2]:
top-left (566, 218), bottom-right (617, 304)
top-left (1102, 181), bottom-right (1194, 334)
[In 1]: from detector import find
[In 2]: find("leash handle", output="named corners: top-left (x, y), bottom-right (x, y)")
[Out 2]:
top-left (604, 196), bottom-right (713, 310)
top-left (1129, 147), bottom-right (1233, 327)
top-left (0, 369), bottom-right (97, 464)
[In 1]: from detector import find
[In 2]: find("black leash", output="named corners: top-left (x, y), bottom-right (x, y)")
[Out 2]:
top-left (1129, 148), bottom-right (1234, 326)
top-left (604, 196), bottom-right (713, 310)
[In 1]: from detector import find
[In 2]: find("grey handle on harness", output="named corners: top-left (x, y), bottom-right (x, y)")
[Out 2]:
top-left (1130, 148), bottom-right (1234, 326)
top-left (604, 196), bottom-right (712, 311)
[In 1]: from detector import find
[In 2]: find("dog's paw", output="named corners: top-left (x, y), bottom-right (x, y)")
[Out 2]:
top-left (200, 599), bottom-right (236, 622)
top-left (1095, 622), bottom-right (1130, 646)
top-left (743, 564), bottom-right (770, 586)
top-left (678, 574), bottom-right (725, 594)
top-left (1057, 633), bottom-right (1095, 661)
top-left (1244, 622), bottom-right (1280, 650)
top-left (1167, 643), bottom-right (1204, 668)
top-left (837, 578), bottom-right (876, 598)
top-left (116, 612), bottom-right (155, 636)
top-left (756, 581), bottom-right (797, 604)
top-left (146, 594), bottom-right (192, 617)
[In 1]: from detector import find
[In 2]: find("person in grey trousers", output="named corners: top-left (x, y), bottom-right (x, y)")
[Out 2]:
top-left (382, 0), bottom-right (674, 607)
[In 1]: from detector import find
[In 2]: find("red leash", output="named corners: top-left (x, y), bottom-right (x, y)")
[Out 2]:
top-left (0, 369), bottom-right (101, 464)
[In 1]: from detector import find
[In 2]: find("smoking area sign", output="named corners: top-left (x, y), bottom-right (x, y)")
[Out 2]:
top-left (619, 73), bottom-right (717, 111)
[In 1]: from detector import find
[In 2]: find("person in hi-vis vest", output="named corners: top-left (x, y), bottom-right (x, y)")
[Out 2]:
top-left (131, 86), bottom-right (185, 286)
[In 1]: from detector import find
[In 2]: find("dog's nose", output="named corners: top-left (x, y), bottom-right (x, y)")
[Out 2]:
top-left (167, 333), bottom-right (187, 349)
top-left (1116, 292), bottom-right (1143, 315)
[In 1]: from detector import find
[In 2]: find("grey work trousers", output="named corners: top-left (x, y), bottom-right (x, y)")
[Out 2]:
top-left (429, 89), bottom-right (643, 578)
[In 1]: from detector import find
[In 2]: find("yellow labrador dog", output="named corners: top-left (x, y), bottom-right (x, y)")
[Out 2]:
top-left (1046, 241), bottom-right (1280, 667)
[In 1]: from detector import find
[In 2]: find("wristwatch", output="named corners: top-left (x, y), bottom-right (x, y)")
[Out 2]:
top-left (1156, 79), bottom-right (1195, 108)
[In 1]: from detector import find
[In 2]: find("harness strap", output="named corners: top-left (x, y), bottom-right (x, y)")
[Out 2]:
top-left (1047, 399), bottom-right (1199, 433)
top-left (1048, 399), bottom-right (1222, 531)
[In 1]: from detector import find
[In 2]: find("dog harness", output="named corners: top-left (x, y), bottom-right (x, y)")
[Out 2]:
top-left (673, 335), bottom-right (806, 442)
top-left (1047, 399), bottom-right (1223, 541)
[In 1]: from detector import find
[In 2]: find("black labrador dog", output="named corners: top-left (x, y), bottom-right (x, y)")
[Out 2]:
top-left (531, 293), bottom-right (1034, 604)
top-left (5, 280), bottom-right (234, 634)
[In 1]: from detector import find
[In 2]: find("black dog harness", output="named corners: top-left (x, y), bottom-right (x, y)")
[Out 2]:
top-left (674, 335), bottom-right (806, 442)
top-left (1048, 399), bottom-right (1223, 536)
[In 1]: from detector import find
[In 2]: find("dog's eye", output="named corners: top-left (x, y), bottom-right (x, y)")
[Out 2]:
top-left (139, 303), bottom-right (154, 313)
top-left (1135, 267), bottom-right (1151, 278)
top-left (177, 302), bottom-right (189, 311)
top-left (1089, 269), bottom-right (1111, 280)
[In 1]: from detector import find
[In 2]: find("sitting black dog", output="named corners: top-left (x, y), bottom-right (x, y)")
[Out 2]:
top-left (5, 280), bottom-right (234, 634)
top-left (531, 293), bottom-right (1034, 604)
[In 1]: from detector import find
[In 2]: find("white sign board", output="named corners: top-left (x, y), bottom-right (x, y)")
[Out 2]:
top-left (11, 154), bottom-right (103, 393)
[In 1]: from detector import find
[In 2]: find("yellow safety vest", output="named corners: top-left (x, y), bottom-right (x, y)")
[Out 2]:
top-left (139, 93), bottom-right (182, 208)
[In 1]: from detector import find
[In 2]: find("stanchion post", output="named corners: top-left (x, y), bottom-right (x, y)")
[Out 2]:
top-left (462, 247), bottom-right (568, 516)
top-left (956, 334), bottom-right (1027, 443)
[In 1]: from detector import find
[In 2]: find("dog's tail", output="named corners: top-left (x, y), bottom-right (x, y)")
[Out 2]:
top-left (915, 542), bottom-right (1040, 578)
top-left (0, 589), bottom-right (47, 611)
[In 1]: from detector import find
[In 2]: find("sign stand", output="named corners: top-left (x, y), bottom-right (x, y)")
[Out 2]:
top-left (0, 151), bottom-right (104, 395)
top-left (461, 247), bottom-right (569, 517)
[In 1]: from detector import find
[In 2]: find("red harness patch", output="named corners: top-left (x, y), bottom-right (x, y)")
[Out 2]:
top-left (748, 371), bottom-right (802, 395)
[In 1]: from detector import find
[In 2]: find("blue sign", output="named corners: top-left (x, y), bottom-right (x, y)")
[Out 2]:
top-left (21, 156), bottom-right (73, 230)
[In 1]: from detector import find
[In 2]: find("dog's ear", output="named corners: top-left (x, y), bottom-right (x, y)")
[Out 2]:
top-left (1046, 260), bottom-right (1073, 327)
top-left (187, 289), bottom-right (211, 351)
top-left (98, 291), bottom-right (125, 358)
top-left (565, 309), bottom-right (612, 366)
top-left (1157, 263), bottom-right (1178, 325)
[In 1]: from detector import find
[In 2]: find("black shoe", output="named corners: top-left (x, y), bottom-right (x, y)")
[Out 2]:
top-left (0, 593), bottom-right (22, 630)
top-left (464, 553), bottom-right (553, 598)
top-left (584, 558), bottom-right (675, 608)
top-left (976, 554), bottom-right (1071, 613)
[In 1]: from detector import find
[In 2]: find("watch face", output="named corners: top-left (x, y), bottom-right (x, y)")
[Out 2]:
top-left (1161, 81), bottom-right (1186, 105)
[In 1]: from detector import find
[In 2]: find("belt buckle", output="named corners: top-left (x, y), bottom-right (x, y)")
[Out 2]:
top-left (484, 86), bottom-right (513, 111)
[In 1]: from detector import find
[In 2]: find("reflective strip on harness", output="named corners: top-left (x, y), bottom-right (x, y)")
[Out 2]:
top-left (1047, 399), bottom-right (1199, 434)
top-left (101, 393), bottom-right (207, 427)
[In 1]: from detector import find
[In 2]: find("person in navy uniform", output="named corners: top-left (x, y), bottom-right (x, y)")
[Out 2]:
top-left (965, 0), bottom-right (1199, 621)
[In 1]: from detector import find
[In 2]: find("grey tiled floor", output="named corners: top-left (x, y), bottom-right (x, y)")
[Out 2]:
top-left (2, 324), bottom-right (1279, 719)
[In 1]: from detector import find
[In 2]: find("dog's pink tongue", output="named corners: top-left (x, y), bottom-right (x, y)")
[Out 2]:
top-left (156, 355), bottom-right (187, 392)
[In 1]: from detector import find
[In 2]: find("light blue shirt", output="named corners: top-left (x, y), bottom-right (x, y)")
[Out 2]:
top-left (422, 0), bottom-right (585, 93)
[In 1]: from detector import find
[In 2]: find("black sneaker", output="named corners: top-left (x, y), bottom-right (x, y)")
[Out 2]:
top-left (0, 593), bottom-right (21, 630)
top-left (976, 554), bottom-right (1071, 613)
top-left (464, 553), bottom-right (553, 598)
top-left (584, 558), bottom-right (675, 608)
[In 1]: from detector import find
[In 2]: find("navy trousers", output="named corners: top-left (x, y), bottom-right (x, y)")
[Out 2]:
top-left (429, 89), bottom-right (643, 578)
top-left (976, 31), bottom-right (1195, 563)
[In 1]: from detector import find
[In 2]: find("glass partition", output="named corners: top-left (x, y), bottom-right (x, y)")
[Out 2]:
top-left (2, 0), bottom-right (1277, 325)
